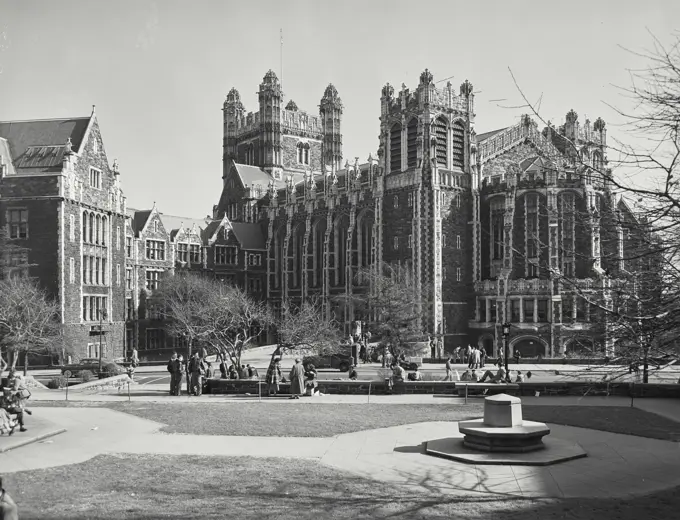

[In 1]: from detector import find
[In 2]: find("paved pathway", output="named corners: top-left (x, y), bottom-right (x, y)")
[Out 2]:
top-left (2, 407), bottom-right (680, 499)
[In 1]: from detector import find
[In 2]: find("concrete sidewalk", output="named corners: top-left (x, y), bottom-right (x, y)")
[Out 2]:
top-left (2, 407), bottom-right (679, 500)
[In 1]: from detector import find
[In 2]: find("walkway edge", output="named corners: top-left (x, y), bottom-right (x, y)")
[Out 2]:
top-left (0, 427), bottom-right (67, 453)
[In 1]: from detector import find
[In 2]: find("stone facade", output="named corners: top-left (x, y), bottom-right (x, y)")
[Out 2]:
top-left (1, 110), bottom-right (127, 362)
top-left (213, 70), bottom-right (648, 357)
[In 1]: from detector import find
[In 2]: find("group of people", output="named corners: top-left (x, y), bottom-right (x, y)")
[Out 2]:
top-left (264, 357), bottom-right (322, 398)
top-left (450, 345), bottom-right (488, 368)
top-left (166, 351), bottom-right (212, 396)
top-left (0, 368), bottom-right (32, 437)
top-left (219, 359), bottom-right (259, 381)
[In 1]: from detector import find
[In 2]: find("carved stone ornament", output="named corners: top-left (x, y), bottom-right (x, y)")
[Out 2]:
top-left (420, 68), bottom-right (434, 85)
top-left (381, 83), bottom-right (394, 99)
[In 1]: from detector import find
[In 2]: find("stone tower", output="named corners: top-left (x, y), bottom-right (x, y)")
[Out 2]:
top-left (258, 70), bottom-right (283, 180)
top-left (222, 87), bottom-right (244, 172)
top-left (378, 69), bottom-right (475, 350)
top-left (319, 84), bottom-right (343, 173)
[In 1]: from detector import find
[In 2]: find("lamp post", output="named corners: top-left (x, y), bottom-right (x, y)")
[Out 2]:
top-left (98, 309), bottom-right (108, 375)
top-left (502, 322), bottom-right (511, 376)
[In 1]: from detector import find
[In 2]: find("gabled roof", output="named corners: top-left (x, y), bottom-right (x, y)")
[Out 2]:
top-left (476, 127), bottom-right (508, 143)
top-left (232, 163), bottom-right (286, 189)
top-left (159, 213), bottom-right (207, 237)
top-left (127, 209), bottom-right (152, 236)
top-left (0, 117), bottom-right (91, 173)
top-left (202, 219), bottom-right (223, 242)
top-left (230, 222), bottom-right (267, 250)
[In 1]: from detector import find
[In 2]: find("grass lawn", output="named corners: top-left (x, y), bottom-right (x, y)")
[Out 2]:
top-left (31, 401), bottom-right (680, 439)
top-left (3, 454), bottom-right (679, 519)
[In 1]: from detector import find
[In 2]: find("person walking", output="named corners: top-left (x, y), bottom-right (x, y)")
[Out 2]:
top-left (444, 356), bottom-right (454, 381)
top-left (473, 347), bottom-right (481, 370)
top-left (289, 358), bottom-right (305, 399)
top-left (188, 352), bottom-right (206, 396)
top-left (265, 357), bottom-right (282, 396)
top-left (0, 477), bottom-right (19, 520)
top-left (466, 345), bottom-right (474, 368)
top-left (480, 347), bottom-right (486, 369)
top-left (454, 346), bottom-right (461, 363)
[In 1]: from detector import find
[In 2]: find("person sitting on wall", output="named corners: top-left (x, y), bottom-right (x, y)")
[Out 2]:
top-left (348, 366), bottom-right (358, 381)
top-left (479, 367), bottom-right (507, 384)
top-left (470, 369), bottom-right (480, 382)
top-left (460, 369), bottom-right (473, 382)
top-left (515, 370), bottom-right (525, 383)
top-left (408, 367), bottom-right (423, 381)
top-left (304, 363), bottom-right (319, 396)
top-left (247, 364), bottom-right (259, 379)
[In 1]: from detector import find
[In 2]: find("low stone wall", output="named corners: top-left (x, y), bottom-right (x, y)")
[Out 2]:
top-left (206, 377), bottom-right (680, 398)
top-left (68, 374), bottom-right (136, 392)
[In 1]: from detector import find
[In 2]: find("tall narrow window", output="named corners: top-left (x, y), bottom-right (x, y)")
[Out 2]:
top-left (393, 195), bottom-right (399, 209)
top-left (456, 268), bottom-right (461, 282)
top-left (434, 116), bottom-right (448, 167)
top-left (69, 215), bottom-right (75, 242)
top-left (89, 213), bottom-right (94, 244)
top-left (407, 118), bottom-right (418, 168)
top-left (491, 198), bottom-right (505, 261)
top-left (452, 120), bottom-right (465, 169)
top-left (69, 258), bottom-right (75, 283)
top-left (456, 235), bottom-right (461, 249)
top-left (390, 123), bottom-right (402, 173)
top-left (83, 212), bottom-right (88, 243)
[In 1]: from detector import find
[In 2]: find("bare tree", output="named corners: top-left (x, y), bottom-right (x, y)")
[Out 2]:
top-left (270, 297), bottom-right (342, 362)
top-left (201, 285), bottom-right (273, 369)
top-left (350, 263), bottom-right (425, 367)
top-left (0, 276), bottom-right (60, 375)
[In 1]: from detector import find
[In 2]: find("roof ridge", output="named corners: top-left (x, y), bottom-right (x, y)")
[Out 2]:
top-left (0, 116), bottom-right (90, 123)
top-left (159, 212), bottom-right (206, 220)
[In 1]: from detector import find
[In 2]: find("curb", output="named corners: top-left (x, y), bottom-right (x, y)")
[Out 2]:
top-left (0, 427), bottom-right (67, 453)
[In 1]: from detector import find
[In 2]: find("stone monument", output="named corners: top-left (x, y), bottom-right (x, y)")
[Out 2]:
top-left (425, 393), bottom-right (587, 465)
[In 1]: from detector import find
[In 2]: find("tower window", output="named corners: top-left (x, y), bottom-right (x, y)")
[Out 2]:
top-left (452, 120), bottom-right (465, 169)
top-left (393, 236), bottom-right (399, 250)
top-left (435, 116), bottom-right (448, 167)
top-left (407, 118), bottom-right (418, 168)
top-left (390, 123), bottom-right (402, 173)
top-left (393, 195), bottom-right (399, 209)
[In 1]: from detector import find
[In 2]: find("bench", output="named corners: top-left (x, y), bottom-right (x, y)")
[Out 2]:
top-left (455, 382), bottom-right (520, 403)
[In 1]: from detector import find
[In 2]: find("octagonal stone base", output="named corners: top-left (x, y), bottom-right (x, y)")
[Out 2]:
top-left (426, 436), bottom-right (587, 466)
top-left (459, 418), bottom-right (551, 453)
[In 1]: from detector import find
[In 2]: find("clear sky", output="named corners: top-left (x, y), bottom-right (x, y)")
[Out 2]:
top-left (0, 0), bottom-right (677, 218)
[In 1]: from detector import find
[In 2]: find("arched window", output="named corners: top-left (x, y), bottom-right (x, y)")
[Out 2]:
top-left (390, 123), bottom-right (402, 173)
top-left (434, 116), bottom-right (448, 167)
top-left (452, 120), bottom-right (465, 169)
top-left (95, 215), bottom-right (101, 244)
top-left (83, 211), bottom-right (88, 243)
top-left (407, 119), bottom-right (418, 168)
top-left (102, 217), bottom-right (107, 245)
top-left (89, 213), bottom-right (94, 244)
top-left (303, 143), bottom-right (310, 165)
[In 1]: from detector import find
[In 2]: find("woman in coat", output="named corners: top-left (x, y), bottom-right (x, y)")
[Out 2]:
top-left (288, 358), bottom-right (305, 399)
top-left (265, 357), bottom-right (282, 396)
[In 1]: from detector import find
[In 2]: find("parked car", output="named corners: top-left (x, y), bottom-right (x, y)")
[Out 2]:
top-left (61, 358), bottom-right (126, 378)
top-left (303, 353), bottom-right (354, 372)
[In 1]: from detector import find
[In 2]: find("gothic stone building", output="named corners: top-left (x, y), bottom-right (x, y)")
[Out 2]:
top-left (0, 110), bottom-right (128, 362)
top-left (214, 69), bottom-right (643, 357)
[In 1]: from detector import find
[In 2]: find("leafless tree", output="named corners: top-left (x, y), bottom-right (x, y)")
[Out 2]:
top-left (350, 263), bottom-right (425, 367)
top-left (270, 297), bottom-right (342, 362)
top-left (0, 276), bottom-right (60, 375)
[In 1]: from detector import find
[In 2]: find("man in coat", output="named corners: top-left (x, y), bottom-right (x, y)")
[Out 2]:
top-left (289, 358), bottom-right (305, 399)
top-left (167, 352), bottom-right (178, 395)
top-left (188, 352), bottom-right (206, 396)
top-left (265, 357), bottom-right (282, 396)
top-left (173, 355), bottom-right (185, 396)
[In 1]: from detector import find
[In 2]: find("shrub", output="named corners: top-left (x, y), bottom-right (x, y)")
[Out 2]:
top-left (47, 376), bottom-right (67, 389)
top-left (81, 370), bottom-right (95, 383)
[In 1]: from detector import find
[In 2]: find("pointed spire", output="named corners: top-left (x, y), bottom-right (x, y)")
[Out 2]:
top-left (91, 105), bottom-right (96, 117)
